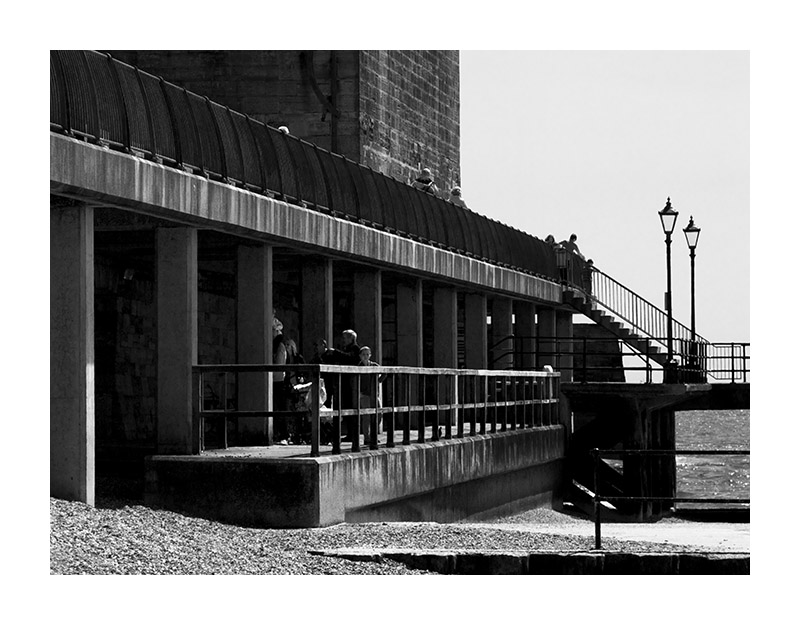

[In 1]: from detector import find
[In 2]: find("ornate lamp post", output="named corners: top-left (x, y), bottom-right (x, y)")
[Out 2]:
top-left (683, 216), bottom-right (701, 380)
top-left (658, 197), bottom-right (679, 376)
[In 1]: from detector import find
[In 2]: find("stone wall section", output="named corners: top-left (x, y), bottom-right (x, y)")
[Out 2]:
top-left (359, 50), bottom-right (460, 191)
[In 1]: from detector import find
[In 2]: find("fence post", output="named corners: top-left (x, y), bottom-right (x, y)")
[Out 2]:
top-left (192, 370), bottom-right (202, 454)
top-left (593, 448), bottom-right (602, 550)
top-left (310, 369), bottom-right (320, 457)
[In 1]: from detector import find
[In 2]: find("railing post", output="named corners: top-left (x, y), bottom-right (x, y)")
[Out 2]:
top-left (369, 371), bottom-right (379, 450)
top-left (403, 372), bottom-right (411, 445)
top-left (192, 370), bottom-right (202, 454)
top-left (386, 374), bottom-right (395, 448)
top-left (593, 448), bottom-right (602, 550)
top-left (310, 369), bottom-right (320, 457)
top-left (332, 372), bottom-right (342, 455)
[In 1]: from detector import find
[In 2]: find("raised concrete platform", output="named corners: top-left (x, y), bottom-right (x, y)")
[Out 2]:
top-left (145, 426), bottom-right (565, 528)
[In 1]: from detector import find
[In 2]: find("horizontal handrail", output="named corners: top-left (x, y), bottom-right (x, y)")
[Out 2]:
top-left (194, 364), bottom-right (561, 456)
top-left (484, 335), bottom-right (749, 384)
top-left (590, 448), bottom-right (750, 549)
top-left (586, 265), bottom-right (709, 354)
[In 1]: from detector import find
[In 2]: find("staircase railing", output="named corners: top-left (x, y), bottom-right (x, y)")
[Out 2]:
top-left (586, 264), bottom-right (709, 357)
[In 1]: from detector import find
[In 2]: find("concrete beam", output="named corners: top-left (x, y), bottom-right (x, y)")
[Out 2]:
top-left (50, 203), bottom-right (95, 505)
top-left (236, 243), bottom-right (274, 444)
top-left (156, 227), bottom-right (198, 454)
top-left (51, 134), bottom-right (562, 304)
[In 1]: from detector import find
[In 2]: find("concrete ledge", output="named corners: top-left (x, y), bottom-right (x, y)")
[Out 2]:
top-left (311, 549), bottom-right (750, 575)
top-left (51, 133), bottom-right (562, 302)
top-left (145, 427), bottom-right (565, 527)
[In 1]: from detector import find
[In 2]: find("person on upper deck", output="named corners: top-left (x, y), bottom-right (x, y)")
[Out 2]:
top-left (411, 168), bottom-right (439, 196)
top-left (559, 233), bottom-right (585, 259)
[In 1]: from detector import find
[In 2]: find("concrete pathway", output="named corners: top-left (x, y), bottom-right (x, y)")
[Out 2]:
top-left (463, 518), bottom-right (749, 552)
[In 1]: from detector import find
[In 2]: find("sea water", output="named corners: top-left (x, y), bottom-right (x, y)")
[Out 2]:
top-left (675, 409), bottom-right (750, 502)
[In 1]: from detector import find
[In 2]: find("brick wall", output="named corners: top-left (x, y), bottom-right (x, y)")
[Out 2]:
top-left (359, 50), bottom-right (460, 192)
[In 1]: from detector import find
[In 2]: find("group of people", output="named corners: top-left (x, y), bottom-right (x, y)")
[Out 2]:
top-left (273, 321), bottom-right (386, 446)
top-left (545, 233), bottom-right (585, 260)
top-left (411, 167), bottom-right (467, 207)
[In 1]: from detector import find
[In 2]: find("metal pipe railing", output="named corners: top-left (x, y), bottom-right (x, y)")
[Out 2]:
top-left (193, 364), bottom-right (561, 457)
top-left (590, 448), bottom-right (750, 549)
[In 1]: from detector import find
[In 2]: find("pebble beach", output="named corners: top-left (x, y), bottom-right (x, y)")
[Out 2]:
top-left (50, 485), bottom-right (733, 575)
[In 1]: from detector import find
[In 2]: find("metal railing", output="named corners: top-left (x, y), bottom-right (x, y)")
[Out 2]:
top-left (489, 335), bottom-right (749, 384)
top-left (587, 265), bottom-right (709, 358)
top-left (194, 364), bottom-right (562, 457)
top-left (50, 50), bottom-right (562, 283)
top-left (590, 448), bottom-right (750, 549)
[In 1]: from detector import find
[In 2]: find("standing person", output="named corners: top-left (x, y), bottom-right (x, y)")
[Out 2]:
top-left (272, 330), bottom-right (288, 442)
top-left (559, 233), bottom-right (585, 259)
top-left (336, 329), bottom-right (361, 441)
top-left (357, 346), bottom-right (387, 446)
top-left (309, 338), bottom-right (339, 408)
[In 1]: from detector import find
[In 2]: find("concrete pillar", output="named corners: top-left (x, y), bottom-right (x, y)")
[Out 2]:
top-left (301, 258), bottom-right (333, 360)
top-left (556, 310), bottom-right (574, 382)
top-left (353, 268), bottom-right (382, 363)
top-left (537, 307), bottom-right (557, 369)
top-left (464, 293), bottom-right (488, 370)
top-left (156, 227), bottom-right (198, 454)
top-left (396, 280), bottom-right (423, 367)
top-left (50, 203), bottom-right (95, 504)
top-left (433, 287), bottom-right (457, 367)
top-left (396, 280), bottom-right (423, 429)
top-left (515, 301), bottom-right (537, 370)
top-left (237, 243), bottom-right (274, 444)
top-left (491, 297), bottom-right (514, 370)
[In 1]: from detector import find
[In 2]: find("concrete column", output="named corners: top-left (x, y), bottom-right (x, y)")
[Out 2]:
top-left (491, 297), bottom-right (514, 370)
top-left (396, 280), bottom-right (423, 429)
top-left (515, 301), bottom-right (537, 370)
top-left (464, 293), bottom-right (488, 370)
top-left (301, 258), bottom-right (333, 360)
top-left (237, 243), bottom-right (274, 444)
top-left (433, 287), bottom-right (457, 367)
top-left (556, 310), bottom-right (574, 382)
top-left (50, 203), bottom-right (95, 504)
top-left (537, 307), bottom-right (557, 369)
top-left (396, 280), bottom-right (423, 367)
top-left (156, 227), bottom-right (198, 454)
top-left (353, 268), bottom-right (382, 363)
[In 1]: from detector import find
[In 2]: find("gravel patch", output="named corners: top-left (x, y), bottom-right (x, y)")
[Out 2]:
top-left (51, 488), bottom-right (709, 575)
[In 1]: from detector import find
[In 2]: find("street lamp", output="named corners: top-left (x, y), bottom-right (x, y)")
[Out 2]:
top-left (683, 216), bottom-right (701, 381)
top-left (658, 197), bottom-right (678, 375)
top-left (683, 216), bottom-right (701, 340)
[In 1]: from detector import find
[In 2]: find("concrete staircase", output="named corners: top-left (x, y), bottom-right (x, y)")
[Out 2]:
top-left (563, 289), bottom-right (670, 368)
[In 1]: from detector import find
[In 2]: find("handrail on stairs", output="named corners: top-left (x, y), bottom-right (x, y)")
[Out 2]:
top-left (583, 264), bottom-right (709, 354)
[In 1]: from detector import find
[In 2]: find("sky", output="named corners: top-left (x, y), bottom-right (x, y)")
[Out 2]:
top-left (459, 51), bottom-right (749, 344)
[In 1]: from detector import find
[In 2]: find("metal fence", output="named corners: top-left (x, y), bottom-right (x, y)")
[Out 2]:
top-left (590, 448), bottom-right (750, 549)
top-left (193, 364), bottom-right (562, 457)
top-left (51, 50), bottom-right (561, 282)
